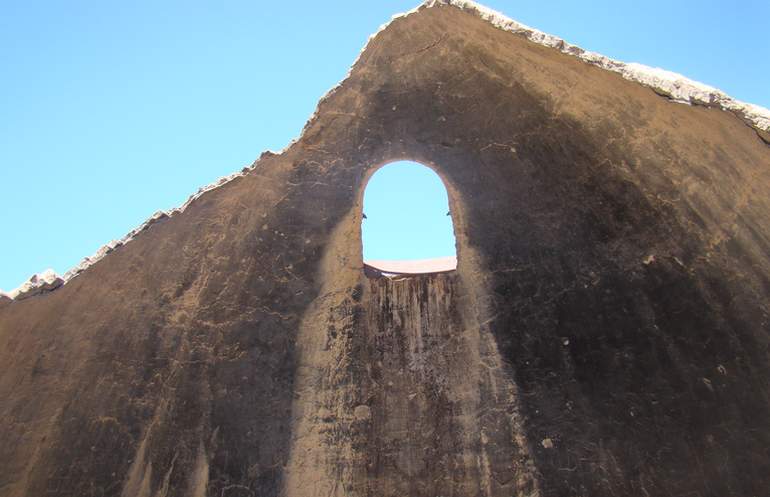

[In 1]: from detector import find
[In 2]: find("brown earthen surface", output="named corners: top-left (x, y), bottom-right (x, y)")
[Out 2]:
top-left (1, 4), bottom-right (769, 497)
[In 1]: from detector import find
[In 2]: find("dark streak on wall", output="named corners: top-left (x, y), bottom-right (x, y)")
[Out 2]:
top-left (0, 4), bottom-right (769, 497)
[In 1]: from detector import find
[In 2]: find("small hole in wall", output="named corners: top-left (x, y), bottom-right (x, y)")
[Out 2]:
top-left (362, 161), bottom-right (457, 275)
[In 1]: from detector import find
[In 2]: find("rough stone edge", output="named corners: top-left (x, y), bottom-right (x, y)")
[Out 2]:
top-left (3, 0), bottom-right (768, 301)
top-left (431, 0), bottom-right (770, 132)
top-left (0, 169), bottom-right (250, 300)
top-left (0, 2), bottom-right (429, 301)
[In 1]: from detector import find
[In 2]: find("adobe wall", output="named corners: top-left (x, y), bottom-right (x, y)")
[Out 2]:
top-left (0, 4), bottom-right (769, 497)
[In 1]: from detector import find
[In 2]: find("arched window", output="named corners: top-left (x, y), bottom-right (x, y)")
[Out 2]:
top-left (362, 161), bottom-right (457, 275)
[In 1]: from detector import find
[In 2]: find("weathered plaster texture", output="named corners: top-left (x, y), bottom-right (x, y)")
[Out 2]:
top-left (1, 3), bottom-right (769, 497)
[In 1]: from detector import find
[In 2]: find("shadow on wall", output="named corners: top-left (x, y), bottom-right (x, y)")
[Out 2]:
top-left (362, 161), bottom-right (457, 275)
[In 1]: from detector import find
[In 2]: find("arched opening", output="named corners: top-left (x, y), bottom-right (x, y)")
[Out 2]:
top-left (362, 161), bottom-right (457, 275)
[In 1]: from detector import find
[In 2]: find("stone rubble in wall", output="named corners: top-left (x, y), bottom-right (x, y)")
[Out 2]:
top-left (1, 269), bottom-right (63, 301)
top-left (0, 3), bottom-right (429, 301)
top-left (0, 167), bottom-right (254, 300)
top-left (431, 0), bottom-right (770, 131)
top-left (61, 168), bottom-right (253, 282)
top-left (3, 0), bottom-right (768, 301)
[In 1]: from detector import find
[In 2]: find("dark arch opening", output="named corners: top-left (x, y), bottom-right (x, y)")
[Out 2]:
top-left (362, 161), bottom-right (457, 276)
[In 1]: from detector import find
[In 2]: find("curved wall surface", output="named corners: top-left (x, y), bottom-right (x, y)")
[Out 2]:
top-left (1, 3), bottom-right (769, 496)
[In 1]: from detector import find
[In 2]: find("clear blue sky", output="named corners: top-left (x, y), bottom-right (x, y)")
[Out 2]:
top-left (1, 1), bottom-right (768, 291)
top-left (363, 161), bottom-right (455, 261)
